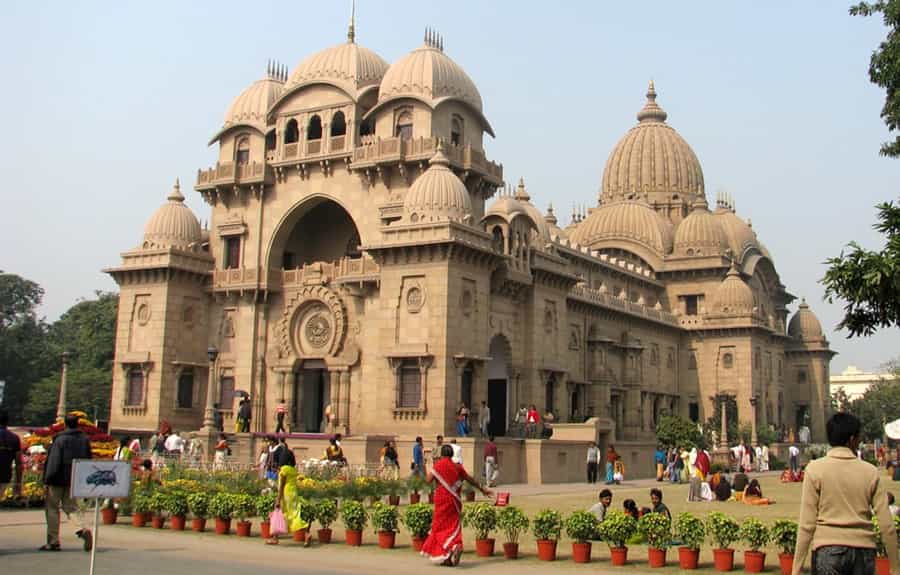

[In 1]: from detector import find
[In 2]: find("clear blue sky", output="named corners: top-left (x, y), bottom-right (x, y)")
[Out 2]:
top-left (2, 1), bottom-right (898, 373)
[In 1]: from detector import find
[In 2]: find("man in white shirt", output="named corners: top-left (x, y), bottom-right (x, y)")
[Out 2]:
top-left (586, 443), bottom-right (601, 483)
top-left (588, 488), bottom-right (613, 523)
top-left (164, 432), bottom-right (185, 455)
top-left (479, 401), bottom-right (491, 437)
top-left (789, 444), bottom-right (800, 473)
top-left (450, 439), bottom-right (463, 465)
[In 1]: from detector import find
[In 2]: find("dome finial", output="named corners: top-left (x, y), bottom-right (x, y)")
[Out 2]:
top-left (168, 178), bottom-right (184, 203)
top-left (429, 140), bottom-right (451, 167)
top-left (514, 177), bottom-right (530, 201)
top-left (347, 0), bottom-right (356, 43)
top-left (637, 79), bottom-right (668, 123)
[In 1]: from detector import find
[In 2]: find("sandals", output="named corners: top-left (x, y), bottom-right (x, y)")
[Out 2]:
top-left (265, 538), bottom-right (279, 545)
top-left (39, 544), bottom-right (61, 552)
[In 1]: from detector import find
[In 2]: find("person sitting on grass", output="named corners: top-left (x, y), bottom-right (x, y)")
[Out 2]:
top-left (650, 488), bottom-right (672, 520)
top-left (742, 478), bottom-right (775, 505)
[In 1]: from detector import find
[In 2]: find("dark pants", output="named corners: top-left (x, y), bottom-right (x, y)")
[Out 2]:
top-left (587, 462), bottom-right (599, 483)
top-left (239, 418), bottom-right (250, 432)
top-left (811, 546), bottom-right (875, 575)
top-left (275, 413), bottom-right (285, 434)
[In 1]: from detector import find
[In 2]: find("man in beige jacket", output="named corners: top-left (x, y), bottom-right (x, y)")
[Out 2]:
top-left (793, 412), bottom-right (898, 575)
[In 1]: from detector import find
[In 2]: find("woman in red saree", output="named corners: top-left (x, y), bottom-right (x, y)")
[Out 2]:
top-left (421, 445), bottom-right (491, 566)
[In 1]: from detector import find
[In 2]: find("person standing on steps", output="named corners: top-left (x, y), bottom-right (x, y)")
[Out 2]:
top-left (274, 401), bottom-right (287, 434)
top-left (586, 442), bottom-right (601, 483)
top-left (479, 401), bottom-right (491, 437)
top-left (41, 414), bottom-right (92, 552)
top-left (483, 435), bottom-right (499, 487)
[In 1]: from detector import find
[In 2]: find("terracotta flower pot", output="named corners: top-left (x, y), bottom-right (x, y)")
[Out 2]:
top-left (648, 547), bottom-right (667, 568)
top-left (876, 557), bottom-right (891, 575)
top-left (235, 520), bottom-right (252, 537)
top-left (502, 542), bottom-right (519, 559)
top-left (388, 495), bottom-right (400, 506)
top-left (713, 548), bottom-right (735, 572)
top-left (101, 507), bottom-right (118, 525)
top-left (744, 551), bottom-right (766, 573)
top-left (260, 521), bottom-right (270, 539)
top-left (572, 541), bottom-right (592, 563)
top-left (536, 539), bottom-right (557, 561)
top-left (214, 517), bottom-right (231, 535)
top-left (170, 515), bottom-right (186, 531)
top-left (293, 528), bottom-right (308, 542)
top-left (465, 491), bottom-right (476, 502)
top-left (131, 512), bottom-right (147, 527)
top-left (345, 528), bottom-right (362, 546)
top-left (409, 493), bottom-right (421, 504)
top-left (192, 517), bottom-right (206, 532)
top-left (412, 535), bottom-right (425, 551)
top-left (475, 538), bottom-right (495, 557)
top-left (679, 547), bottom-right (700, 570)
top-left (378, 531), bottom-right (396, 549)
top-left (151, 515), bottom-right (165, 529)
top-left (610, 546), bottom-right (629, 566)
top-left (778, 553), bottom-right (793, 575)
top-left (317, 528), bottom-right (332, 544)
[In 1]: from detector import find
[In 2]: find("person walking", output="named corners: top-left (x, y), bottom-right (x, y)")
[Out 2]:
top-left (483, 435), bottom-right (498, 487)
top-left (238, 398), bottom-right (252, 433)
top-left (761, 443), bottom-right (770, 472)
top-left (41, 414), bottom-right (92, 552)
top-left (789, 444), bottom-right (800, 474)
top-left (274, 401), bottom-right (287, 434)
top-left (525, 405), bottom-right (540, 438)
top-left (586, 442), bottom-right (601, 484)
top-left (431, 435), bottom-right (444, 467)
top-left (411, 436), bottom-right (425, 478)
top-left (654, 446), bottom-right (666, 481)
top-left (456, 404), bottom-right (470, 437)
top-left (479, 401), bottom-right (491, 437)
top-left (0, 411), bottom-right (23, 501)
top-left (605, 445), bottom-right (619, 484)
top-left (267, 460), bottom-right (309, 546)
top-left (213, 433), bottom-right (229, 470)
top-left (792, 412), bottom-right (898, 575)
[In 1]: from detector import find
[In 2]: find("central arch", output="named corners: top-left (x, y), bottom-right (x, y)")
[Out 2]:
top-left (486, 334), bottom-right (511, 437)
top-left (267, 196), bottom-right (362, 271)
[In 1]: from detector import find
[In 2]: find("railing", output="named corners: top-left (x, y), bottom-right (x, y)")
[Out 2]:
top-left (284, 142), bottom-right (299, 158)
top-left (212, 257), bottom-right (380, 292)
top-left (196, 161), bottom-right (267, 186)
top-left (306, 140), bottom-right (322, 155)
top-left (569, 284), bottom-right (678, 326)
top-left (329, 135), bottom-right (345, 152)
top-left (351, 136), bottom-right (503, 181)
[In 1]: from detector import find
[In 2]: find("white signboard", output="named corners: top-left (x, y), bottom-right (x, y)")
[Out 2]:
top-left (71, 459), bottom-right (132, 498)
top-left (886, 418), bottom-right (900, 441)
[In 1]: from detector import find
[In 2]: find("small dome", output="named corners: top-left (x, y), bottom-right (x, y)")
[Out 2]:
top-left (713, 207), bottom-right (759, 259)
top-left (710, 265), bottom-right (756, 315)
top-left (223, 72), bottom-right (285, 130)
top-left (513, 178), bottom-right (550, 241)
top-left (378, 32), bottom-right (483, 112)
top-left (404, 148), bottom-right (472, 223)
top-left (788, 300), bottom-right (825, 340)
top-left (545, 204), bottom-right (567, 239)
top-left (143, 180), bottom-right (202, 250)
top-left (673, 200), bottom-right (728, 256)
top-left (286, 40), bottom-right (388, 98)
top-left (600, 81), bottom-right (705, 205)
top-left (484, 194), bottom-right (526, 222)
top-left (570, 199), bottom-right (674, 256)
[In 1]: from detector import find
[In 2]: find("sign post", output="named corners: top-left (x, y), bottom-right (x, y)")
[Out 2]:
top-left (71, 460), bottom-right (132, 575)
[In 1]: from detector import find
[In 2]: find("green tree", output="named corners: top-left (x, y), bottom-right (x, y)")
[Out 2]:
top-left (655, 415), bottom-right (703, 449)
top-left (0, 272), bottom-right (50, 418)
top-left (848, 375), bottom-right (900, 441)
top-left (850, 1), bottom-right (900, 157)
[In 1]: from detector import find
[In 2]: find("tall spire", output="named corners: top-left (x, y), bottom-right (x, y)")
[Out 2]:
top-left (347, 0), bottom-right (356, 43)
top-left (637, 78), bottom-right (668, 123)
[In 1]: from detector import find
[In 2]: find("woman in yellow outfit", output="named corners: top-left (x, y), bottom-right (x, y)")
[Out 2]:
top-left (267, 464), bottom-right (309, 545)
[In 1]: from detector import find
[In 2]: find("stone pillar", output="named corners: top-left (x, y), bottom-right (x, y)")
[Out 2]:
top-left (719, 395), bottom-right (728, 450)
top-left (56, 351), bottom-right (70, 419)
top-left (750, 396), bottom-right (759, 446)
top-left (202, 348), bottom-right (219, 432)
top-left (625, 388), bottom-right (641, 439)
top-left (289, 372), bottom-right (300, 431)
top-left (328, 370), bottom-right (340, 432)
top-left (339, 370), bottom-right (351, 435)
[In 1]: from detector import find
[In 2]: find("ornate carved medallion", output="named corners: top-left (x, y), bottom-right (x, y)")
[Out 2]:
top-left (305, 313), bottom-right (331, 348)
top-left (406, 286), bottom-right (424, 313)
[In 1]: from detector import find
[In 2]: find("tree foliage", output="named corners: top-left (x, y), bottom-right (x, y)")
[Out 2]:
top-left (822, 200), bottom-right (900, 336)
top-left (847, 374), bottom-right (900, 441)
top-left (0, 272), bottom-right (50, 416)
top-left (851, 1), bottom-right (900, 157)
top-left (655, 415), bottom-right (703, 449)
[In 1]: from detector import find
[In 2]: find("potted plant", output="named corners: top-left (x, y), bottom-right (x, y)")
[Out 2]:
top-left (131, 491), bottom-right (152, 527)
top-left (467, 502), bottom-right (498, 557)
top-left (209, 492), bottom-right (235, 535)
top-left (496, 506), bottom-right (529, 559)
top-left (164, 490), bottom-right (189, 531)
top-left (232, 493), bottom-right (256, 537)
top-left (738, 517), bottom-right (769, 573)
top-left (401, 503), bottom-right (433, 552)
top-left (187, 492), bottom-right (209, 532)
top-left (341, 499), bottom-right (368, 546)
top-left (407, 475), bottom-right (425, 504)
top-left (873, 516), bottom-right (900, 575)
top-left (256, 492), bottom-right (277, 539)
top-left (639, 512), bottom-right (672, 567)
top-left (462, 483), bottom-right (476, 502)
top-left (385, 479), bottom-right (404, 506)
top-left (598, 511), bottom-right (638, 566)
top-left (371, 502), bottom-right (400, 549)
top-left (707, 511), bottom-right (740, 572)
top-left (149, 491), bottom-right (167, 529)
top-left (292, 497), bottom-right (316, 542)
top-left (565, 510), bottom-right (599, 563)
top-left (101, 499), bottom-right (118, 525)
top-left (675, 512), bottom-right (706, 570)
top-left (770, 519), bottom-right (798, 575)
top-left (532, 508), bottom-right (563, 561)
top-left (315, 498), bottom-right (338, 544)
top-left (426, 481), bottom-right (435, 504)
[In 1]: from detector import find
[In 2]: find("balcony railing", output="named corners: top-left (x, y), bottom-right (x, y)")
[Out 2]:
top-left (196, 161), bottom-right (269, 188)
top-left (351, 136), bottom-right (503, 182)
top-left (569, 284), bottom-right (678, 326)
top-left (211, 257), bottom-right (380, 292)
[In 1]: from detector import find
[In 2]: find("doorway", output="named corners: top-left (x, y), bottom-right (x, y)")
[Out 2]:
top-left (487, 379), bottom-right (507, 437)
top-left (295, 360), bottom-right (329, 433)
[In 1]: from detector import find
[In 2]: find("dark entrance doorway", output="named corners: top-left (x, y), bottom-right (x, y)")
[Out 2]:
top-left (487, 379), bottom-right (507, 437)
top-left (295, 360), bottom-right (329, 433)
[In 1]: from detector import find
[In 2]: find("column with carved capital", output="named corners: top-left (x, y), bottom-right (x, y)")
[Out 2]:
top-left (339, 370), bottom-right (350, 435)
top-left (719, 395), bottom-right (729, 450)
top-left (328, 370), bottom-right (340, 432)
top-left (56, 352), bottom-right (70, 420)
top-left (750, 396), bottom-right (759, 446)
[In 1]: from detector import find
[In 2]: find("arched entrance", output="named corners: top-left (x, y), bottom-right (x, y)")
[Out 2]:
top-left (486, 335), bottom-right (510, 437)
top-left (268, 196), bottom-right (361, 270)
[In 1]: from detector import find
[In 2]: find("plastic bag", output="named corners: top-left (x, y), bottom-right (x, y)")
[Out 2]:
top-left (269, 508), bottom-right (287, 536)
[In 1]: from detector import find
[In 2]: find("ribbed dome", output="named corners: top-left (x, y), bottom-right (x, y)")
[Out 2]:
top-left (674, 200), bottom-right (728, 256)
top-left (404, 148), bottom-right (472, 223)
top-left (569, 200), bottom-right (674, 255)
top-left (710, 266), bottom-right (756, 315)
top-left (287, 40), bottom-right (388, 97)
top-left (788, 300), bottom-right (824, 340)
top-left (143, 180), bottom-right (201, 250)
top-left (484, 194), bottom-right (526, 221)
top-left (513, 178), bottom-right (550, 241)
top-left (600, 82), bottom-right (705, 205)
top-left (223, 74), bottom-right (284, 130)
top-left (378, 35), bottom-right (483, 112)
top-left (713, 207), bottom-right (759, 258)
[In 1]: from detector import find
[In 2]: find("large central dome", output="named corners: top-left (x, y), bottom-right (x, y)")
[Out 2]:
top-left (600, 82), bottom-right (705, 206)
top-left (285, 38), bottom-right (388, 99)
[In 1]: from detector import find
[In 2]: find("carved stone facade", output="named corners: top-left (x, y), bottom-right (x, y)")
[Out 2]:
top-left (105, 25), bottom-right (832, 459)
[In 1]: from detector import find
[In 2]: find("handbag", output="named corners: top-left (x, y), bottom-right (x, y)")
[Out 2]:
top-left (269, 508), bottom-right (287, 536)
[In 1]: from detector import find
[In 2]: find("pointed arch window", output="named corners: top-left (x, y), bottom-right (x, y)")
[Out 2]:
top-left (235, 137), bottom-right (250, 165)
top-left (451, 115), bottom-right (463, 146)
top-left (126, 369), bottom-right (144, 406)
top-left (177, 369), bottom-right (194, 409)
top-left (284, 119), bottom-right (299, 144)
top-left (330, 111), bottom-right (346, 137)
top-left (307, 115), bottom-right (322, 140)
top-left (723, 353), bottom-right (734, 369)
top-left (395, 109), bottom-right (413, 140)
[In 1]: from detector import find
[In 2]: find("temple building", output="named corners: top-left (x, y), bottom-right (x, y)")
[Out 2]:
top-left (104, 22), bottom-right (833, 478)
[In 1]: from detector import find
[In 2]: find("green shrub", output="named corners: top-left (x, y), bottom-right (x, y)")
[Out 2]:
top-left (298, 497), bottom-right (317, 525)
top-left (531, 508), bottom-right (563, 541)
top-left (739, 517), bottom-right (769, 552)
top-left (401, 502), bottom-right (433, 539)
top-left (208, 492), bottom-right (235, 520)
top-left (706, 512), bottom-right (740, 550)
top-left (770, 519), bottom-right (798, 555)
top-left (407, 474), bottom-right (427, 494)
top-left (674, 512), bottom-right (705, 551)
top-left (638, 512), bottom-right (672, 550)
top-left (565, 510), bottom-right (599, 543)
top-left (131, 491), bottom-right (153, 514)
top-left (371, 502), bottom-right (400, 533)
top-left (315, 498), bottom-right (338, 529)
top-left (148, 491), bottom-right (168, 516)
top-left (163, 490), bottom-right (189, 517)
top-left (467, 502), bottom-right (498, 540)
top-left (598, 511), bottom-right (638, 549)
top-left (341, 499), bottom-right (368, 531)
top-left (187, 492), bottom-right (209, 519)
top-left (873, 516), bottom-right (900, 557)
top-left (497, 506), bottom-right (529, 544)
top-left (232, 493), bottom-right (256, 521)
top-left (769, 453), bottom-right (786, 470)
top-left (256, 492), bottom-right (277, 522)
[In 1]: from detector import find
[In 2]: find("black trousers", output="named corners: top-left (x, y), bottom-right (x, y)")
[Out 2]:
top-left (275, 413), bottom-right (286, 433)
top-left (587, 462), bottom-right (599, 483)
top-left (811, 546), bottom-right (875, 575)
